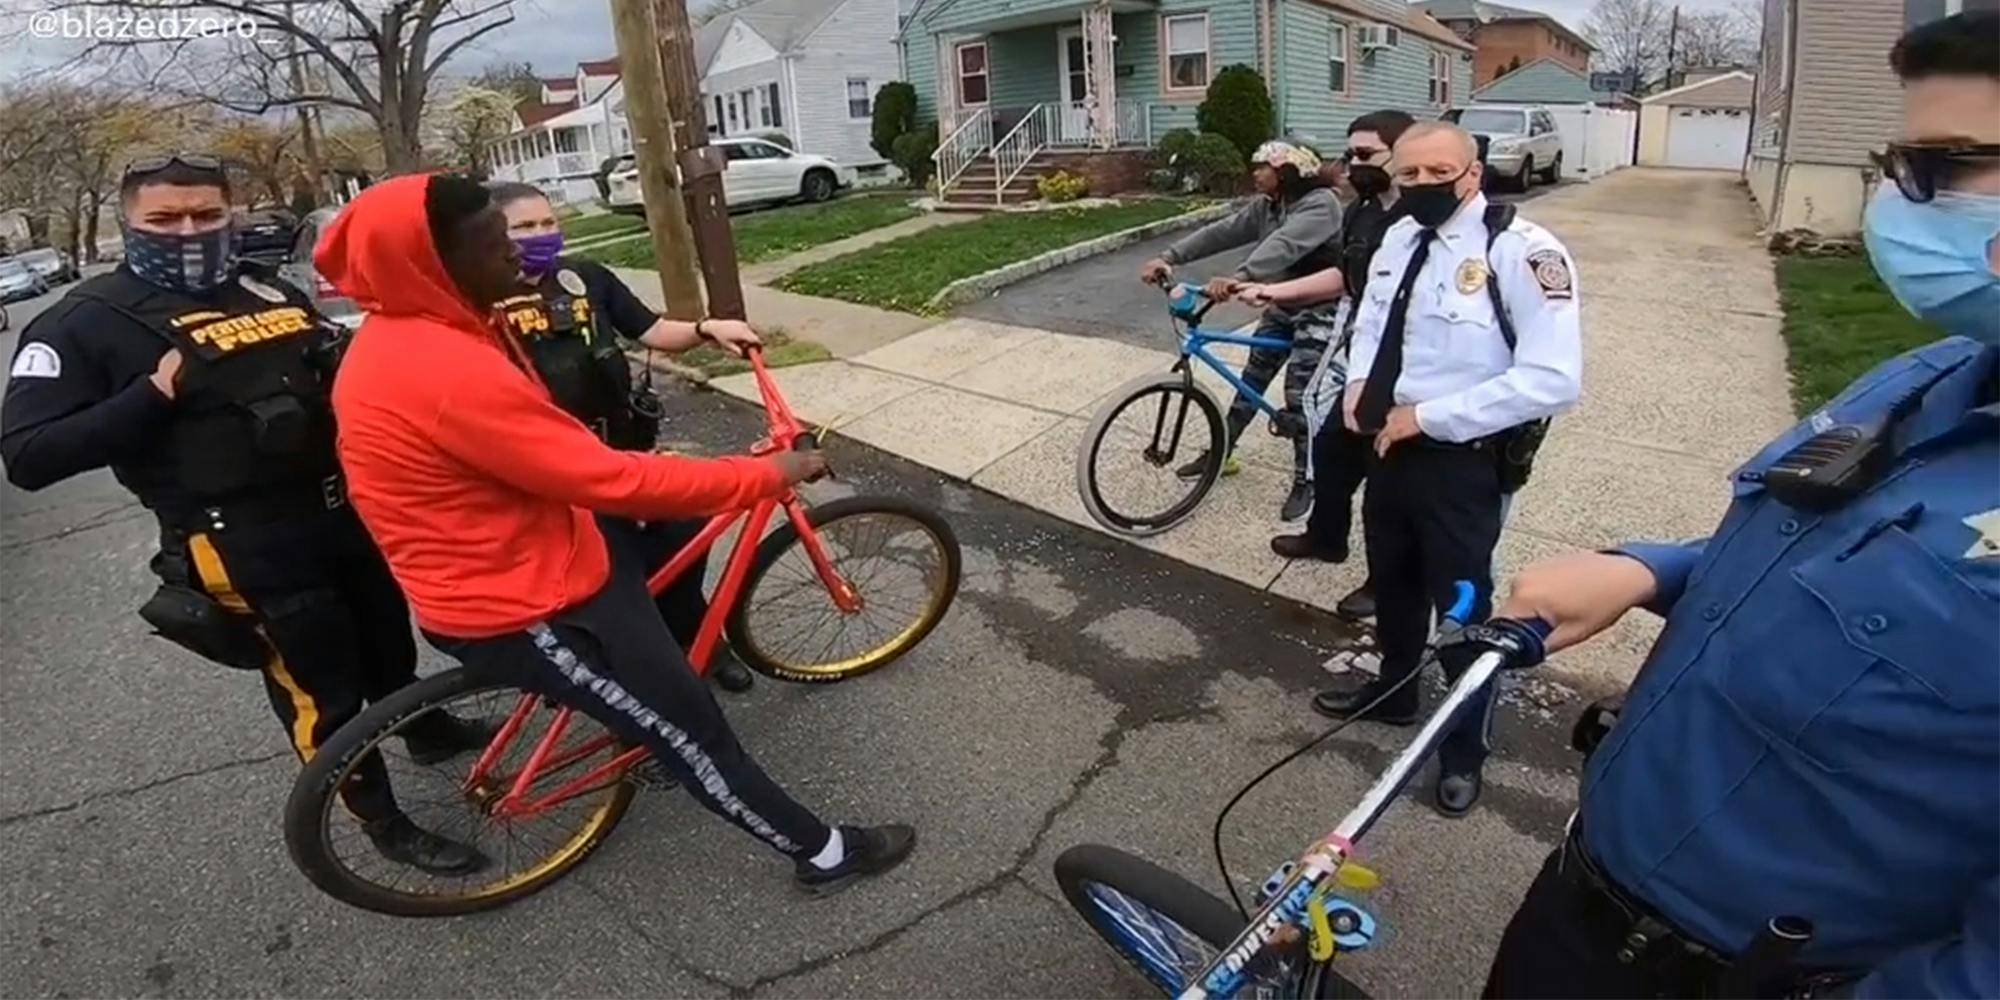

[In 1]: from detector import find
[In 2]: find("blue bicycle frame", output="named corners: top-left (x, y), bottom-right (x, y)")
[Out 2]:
top-left (1165, 283), bottom-right (1288, 419)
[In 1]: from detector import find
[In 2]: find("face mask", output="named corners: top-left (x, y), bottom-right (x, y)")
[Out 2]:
top-left (1398, 169), bottom-right (1472, 229)
top-left (1348, 164), bottom-right (1391, 198)
top-left (515, 231), bottom-right (565, 278)
top-left (121, 223), bottom-right (234, 293)
top-left (1863, 184), bottom-right (2000, 342)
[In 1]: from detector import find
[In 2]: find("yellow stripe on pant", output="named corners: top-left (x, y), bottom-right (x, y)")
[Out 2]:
top-left (187, 533), bottom-right (320, 761)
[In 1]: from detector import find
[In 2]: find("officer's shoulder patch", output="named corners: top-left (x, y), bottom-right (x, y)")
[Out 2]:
top-left (1527, 249), bottom-right (1572, 300)
top-left (557, 268), bottom-right (587, 297)
top-left (10, 341), bottom-right (62, 379)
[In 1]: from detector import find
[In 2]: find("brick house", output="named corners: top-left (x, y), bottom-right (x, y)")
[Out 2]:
top-left (1415, 0), bottom-right (1595, 88)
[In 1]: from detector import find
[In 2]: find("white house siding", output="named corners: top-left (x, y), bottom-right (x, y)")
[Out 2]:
top-left (704, 60), bottom-right (789, 140)
top-left (1277, 0), bottom-right (1471, 147)
top-left (1786, 0), bottom-right (1900, 167)
top-left (712, 20), bottom-right (783, 73)
top-left (790, 0), bottom-right (902, 165)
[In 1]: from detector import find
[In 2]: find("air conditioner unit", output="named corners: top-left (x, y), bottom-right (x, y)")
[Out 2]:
top-left (1358, 25), bottom-right (1391, 50)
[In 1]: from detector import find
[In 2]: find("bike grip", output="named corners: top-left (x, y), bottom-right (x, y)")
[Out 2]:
top-left (1443, 580), bottom-right (1476, 625)
top-left (1496, 616), bottom-right (1554, 669)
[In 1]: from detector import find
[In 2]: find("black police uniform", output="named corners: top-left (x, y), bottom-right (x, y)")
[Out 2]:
top-left (0, 263), bottom-right (419, 821)
top-left (496, 257), bottom-right (713, 647)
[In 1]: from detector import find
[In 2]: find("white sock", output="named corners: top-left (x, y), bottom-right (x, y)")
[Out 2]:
top-left (809, 828), bottom-right (846, 870)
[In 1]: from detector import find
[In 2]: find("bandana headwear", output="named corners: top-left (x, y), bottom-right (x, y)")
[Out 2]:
top-left (1252, 140), bottom-right (1321, 175)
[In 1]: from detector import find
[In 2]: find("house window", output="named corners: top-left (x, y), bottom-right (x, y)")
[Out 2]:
top-left (1428, 49), bottom-right (1451, 105)
top-left (554, 127), bottom-right (580, 154)
top-left (847, 77), bottom-right (872, 119)
top-left (726, 94), bottom-right (741, 132)
top-left (710, 94), bottom-right (724, 135)
top-left (956, 41), bottom-right (989, 105)
top-left (1383, 25), bottom-right (1400, 46)
top-left (1164, 13), bottom-right (1211, 92)
top-left (1905, 0), bottom-right (1970, 25)
top-left (1328, 20), bottom-right (1350, 92)
top-left (767, 82), bottom-right (783, 128)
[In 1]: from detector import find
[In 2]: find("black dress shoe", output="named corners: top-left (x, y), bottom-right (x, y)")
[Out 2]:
top-left (364, 815), bottom-right (490, 876)
top-left (402, 713), bottom-right (498, 766)
top-left (795, 824), bottom-right (917, 896)
top-left (1270, 532), bottom-right (1347, 562)
top-left (1436, 770), bottom-right (1483, 817)
top-left (712, 651), bottom-right (755, 692)
top-left (1335, 581), bottom-right (1377, 621)
top-left (1310, 685), bottom-right (1418, 726)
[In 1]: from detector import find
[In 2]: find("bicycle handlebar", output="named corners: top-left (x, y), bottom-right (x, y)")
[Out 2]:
top-left (1163, 281), bottom-right (1221, 326)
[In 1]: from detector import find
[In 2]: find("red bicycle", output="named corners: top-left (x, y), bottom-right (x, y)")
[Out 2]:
top-left (282, 351), bottom-right (961, 916)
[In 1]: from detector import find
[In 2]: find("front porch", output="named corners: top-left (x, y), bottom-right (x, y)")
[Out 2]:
top-left (926, 1), bottom-right (1176, 205)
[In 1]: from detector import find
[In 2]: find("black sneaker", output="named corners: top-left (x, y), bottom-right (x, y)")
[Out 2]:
top-left (364, 814), bottom-right (490, 876)
top-left (795, 824), bottom-right (917, 896)
top-left (1335, 581), bottom-right (1377, 621)
top-left (1435, 769), bottom-right (1483, 818)
top-left (1279, 480), bottom-right (1313, 522)
top-left (1269, 532), bottom-right (1346, 562)
top-left (402, 713), bottom-right (498, 766)
top-left (711, 650), bottom-right (755, 693)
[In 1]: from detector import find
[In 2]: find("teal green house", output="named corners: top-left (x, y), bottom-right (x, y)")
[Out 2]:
top-left (898, 0), bottom-right (1474, 199)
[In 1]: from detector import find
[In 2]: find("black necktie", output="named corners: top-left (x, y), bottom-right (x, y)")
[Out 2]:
top-left (1355, 228), bottom-right (1436, 434)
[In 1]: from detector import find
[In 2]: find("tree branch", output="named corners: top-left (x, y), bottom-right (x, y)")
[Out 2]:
top-left (424, 13), bottom-right (517, 77)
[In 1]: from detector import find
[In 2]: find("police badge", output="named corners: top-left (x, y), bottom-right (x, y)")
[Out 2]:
top-left (557, 268), bottom-right (587, 297)
top-left (1455, 258), bottom-right (1488, 295)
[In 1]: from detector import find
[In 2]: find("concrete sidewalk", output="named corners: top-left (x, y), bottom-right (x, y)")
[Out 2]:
top-left (613, 265), bottom-right (937, 358)
top-left (708, 169), bottom-right (1797, 693)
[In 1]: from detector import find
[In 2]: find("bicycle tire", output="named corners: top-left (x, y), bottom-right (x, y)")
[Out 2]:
top-left (725, 495), bottom-right (961, 683)
top-left (1055, 844), bottom-right (1367, 1000)
top-left (1075, 374), bottom-right (1227, 537)
top-left (284, 668), bottom-right (636, 917)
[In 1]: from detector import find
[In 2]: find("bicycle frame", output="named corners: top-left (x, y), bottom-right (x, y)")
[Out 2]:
top-left (1165, 284), bottom-right (1290, 420)
top-left (457, 350), bottom-right (863, 821)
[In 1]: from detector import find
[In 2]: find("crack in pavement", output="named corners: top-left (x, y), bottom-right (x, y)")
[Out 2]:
top-left (567, 873), bottom-right (752, 998)
top-left (0, 750), bottom-right (291, 828)
top-left (1, 501), bottom-right (150, 552)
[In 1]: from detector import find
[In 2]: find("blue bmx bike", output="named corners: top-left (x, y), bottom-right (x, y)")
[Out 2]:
top-left (1075, 283), bottom-right (1304, 537)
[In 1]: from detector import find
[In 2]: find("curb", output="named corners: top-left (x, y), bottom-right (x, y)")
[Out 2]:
top-left (922, 202), bottom-right (1234, 312)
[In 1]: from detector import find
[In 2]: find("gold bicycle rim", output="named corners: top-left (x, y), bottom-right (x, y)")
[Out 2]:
top-left (743, 519), bottom-right (952, 679)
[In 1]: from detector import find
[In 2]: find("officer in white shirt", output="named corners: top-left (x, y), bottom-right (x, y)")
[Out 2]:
top-left (1318, 121), bottom-right (1583, 816)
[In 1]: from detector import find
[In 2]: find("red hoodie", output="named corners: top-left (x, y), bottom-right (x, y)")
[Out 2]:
top-left (319, 175), bottom-right (787, 638)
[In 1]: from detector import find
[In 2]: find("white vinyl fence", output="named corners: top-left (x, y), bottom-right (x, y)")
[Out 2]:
top-left (1547, 105), bottom-right (1637, 182)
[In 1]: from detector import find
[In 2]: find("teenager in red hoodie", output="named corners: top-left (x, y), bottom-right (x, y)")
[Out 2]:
top-left (320, 174), bottom-right (914, 892)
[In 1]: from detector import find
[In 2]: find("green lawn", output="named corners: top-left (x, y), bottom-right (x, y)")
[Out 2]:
top-left (664, 328), bottom-right (831, 377)
top-left (776, 200), bottom-right (1200, 314)
top-left (580, 195), bottom-right (922, 270)
top-left (562, 212), bottom-right (645, 242)
top-left (1773, 254), bottom-right (1943, 415)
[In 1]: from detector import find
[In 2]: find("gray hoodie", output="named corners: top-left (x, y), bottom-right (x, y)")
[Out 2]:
top-left (1158, 188), bottom-right (1343, 321)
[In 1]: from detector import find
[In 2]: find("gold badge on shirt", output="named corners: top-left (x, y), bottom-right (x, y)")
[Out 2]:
top-left (557, 268), bottom-right (587, 297)
top-left (1455, 258), bottom-right (1488, 295)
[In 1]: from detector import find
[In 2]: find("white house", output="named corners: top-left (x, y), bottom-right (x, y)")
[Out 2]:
top-left (696, 0), bottom-right (902, 169)
top-left (488, 59), bottom-right (632, 204)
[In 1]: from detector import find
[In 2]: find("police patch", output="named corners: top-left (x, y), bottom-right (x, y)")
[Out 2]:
top-left (557, 268), bottom-right (587, 297)
top-left (9, 342), bottom-right (61, 379)
top-left (1528, 250), bottom-right (1572, 299)
top-left (239, 274), bottom-right (288, 303)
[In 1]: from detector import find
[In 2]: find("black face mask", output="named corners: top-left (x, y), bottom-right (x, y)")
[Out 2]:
top-left (1399, 169), bottom-right (1472, 228)
top-left (1348, 164), bottom-right (1391, 198)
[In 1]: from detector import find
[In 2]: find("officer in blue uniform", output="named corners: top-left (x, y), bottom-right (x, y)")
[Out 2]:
top-left (1482, 13), bottom-right (1998, 998)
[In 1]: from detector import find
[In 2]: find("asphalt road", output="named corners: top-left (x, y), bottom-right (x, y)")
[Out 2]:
top-left (961, 185), bottom-right (1561, 347)
top-left (1, 280), bottom-right (1582, 998)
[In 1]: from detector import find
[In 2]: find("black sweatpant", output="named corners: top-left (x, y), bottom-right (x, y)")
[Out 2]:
top-left (599, 516), bottom-right (711, 648)
top-left (429, 555), bottom-right (832, 859)
top-left (1303, 419), bottom-right (1374, 554)
top-left (181, 507), bottom-right (418, 821)
top-left (1361, 439), bottom-right (1504, 774)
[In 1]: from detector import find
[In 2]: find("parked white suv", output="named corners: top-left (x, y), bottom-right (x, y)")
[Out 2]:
top-left (1446, 105), bottom-right (1564, 192)
top-left (604, 137), bottom-right (856, 214)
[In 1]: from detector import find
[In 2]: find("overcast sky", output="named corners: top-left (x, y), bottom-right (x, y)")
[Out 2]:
top-left (0, 0), bottom-right (1742, 88)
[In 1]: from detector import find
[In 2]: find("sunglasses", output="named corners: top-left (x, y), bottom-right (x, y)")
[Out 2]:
top-left (1872, 142), bottom-right (2000, 203)
top-left (1343, 147), bottom-right (1389, 163)
top-left (122, 153), bottom-right (226, 179)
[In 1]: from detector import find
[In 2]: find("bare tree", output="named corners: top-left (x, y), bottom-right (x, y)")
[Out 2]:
top-left (0, 82), bottom-right (175, 259)
top-left (692, 0), bottom-right (759, 27)
top-left (427, 84), bottom-right (517, 176)
top-left (47, 0), bottom-right (518, 175)
top-left (1673, 8), bottom-right (1759, 69)
top-left (473, 59), bottom-right (543, 104)
top-left (208, 117), bottom-right (304, 205)
top-left (1586, 0), bottom-right (1671, 82)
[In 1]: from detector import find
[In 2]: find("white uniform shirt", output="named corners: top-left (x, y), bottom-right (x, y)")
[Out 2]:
top-left (1346, 193), bottom-right (1583, 443)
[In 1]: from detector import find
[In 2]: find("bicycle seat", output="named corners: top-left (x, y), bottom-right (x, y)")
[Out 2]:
top-left (1167, 282), bottom-right (1206, 322)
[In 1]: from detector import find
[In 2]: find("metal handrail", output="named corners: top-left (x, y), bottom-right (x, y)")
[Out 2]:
top-left (931, 107), bottom-right (992, 197)
top-left (991, 103), bottom-right (1052, 203)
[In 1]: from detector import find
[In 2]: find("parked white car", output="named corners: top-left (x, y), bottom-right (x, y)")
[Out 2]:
top-left (1446, 105), bottom-right (1565, 192)
top-left (604, 137), bottom-right (856, 214)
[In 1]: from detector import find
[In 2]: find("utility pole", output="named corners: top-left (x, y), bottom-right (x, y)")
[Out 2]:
top-left (653, 0), bottom-right (747, 320)
top-left (1665, 4), bottom-right (1681, 90)
top-left (609, 0), bottom-right (706, 319)
top-left (284, 1), bottom-right (325, 205)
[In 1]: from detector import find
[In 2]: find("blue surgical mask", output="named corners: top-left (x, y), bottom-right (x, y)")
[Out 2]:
top-left (1862, 184), bottom-right (2000, 342)
top-left (121, 222), bottom-right (235, 293)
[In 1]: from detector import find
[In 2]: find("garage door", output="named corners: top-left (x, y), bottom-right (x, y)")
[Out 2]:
top-left (1664, 107), bottom-right (1749, 170)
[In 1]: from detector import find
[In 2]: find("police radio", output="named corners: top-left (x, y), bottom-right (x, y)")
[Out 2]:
top-left (1764, 359), bottom-right (1965, 513)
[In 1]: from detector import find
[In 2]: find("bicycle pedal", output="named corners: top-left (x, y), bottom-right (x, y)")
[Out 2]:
top-left (1307, 891), bottom-right (1381, 957)
top-left (628, 759), bottom-right (678, 792)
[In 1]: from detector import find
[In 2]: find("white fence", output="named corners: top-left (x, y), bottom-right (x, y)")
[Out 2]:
top-left (1547, 105), bottom-right (1637, 182)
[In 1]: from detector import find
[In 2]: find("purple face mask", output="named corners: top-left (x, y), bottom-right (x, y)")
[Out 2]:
top-left (515, 231), bottom-right (565, 278)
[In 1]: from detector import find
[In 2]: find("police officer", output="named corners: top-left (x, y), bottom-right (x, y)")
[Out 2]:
top-left (1248, 110), bottom-right (1418, 621)
top-left (1315, 122), bottom-right (1582, 817)
top-left (0, 155), bottom-right (487, 874)
top-left (486, 182), bottom-right (762, 692)
top-left (1483, 13), bottom-right (1998, 997)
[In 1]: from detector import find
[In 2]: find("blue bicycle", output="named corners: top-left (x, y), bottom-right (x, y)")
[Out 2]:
top-left (1055, 585), bottom-right (1555, 999)
top-left (1075, 283), bottom-right (1305, 537)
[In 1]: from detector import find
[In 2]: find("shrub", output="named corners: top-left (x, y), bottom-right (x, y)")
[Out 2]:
top-left (1037, 169), bottom-right (1089, 202)
top-left (871, 81), bottom-right (918, 161)
top-left (1186, 132), bottom-right (1246, 194)
top-left (890, 123), bottom-right (939, 187)
top-left (1151, 128), bottom-right (1200, 170)
top-left (1147, 168), bottom-right (1190, 194)
top-left (749, 129), bottom-right (795, 150)
top-left (1196, 65), bottom-right (1275, 161)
